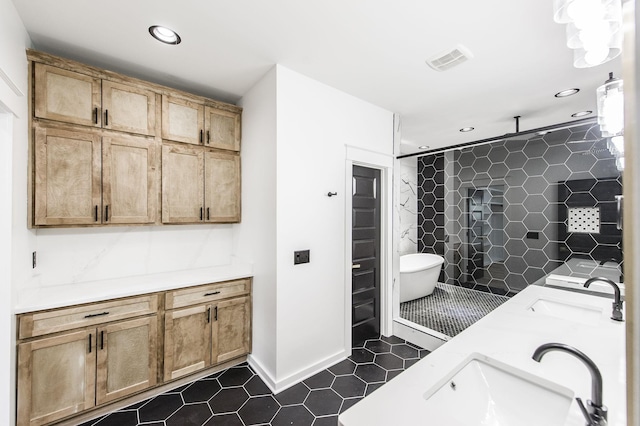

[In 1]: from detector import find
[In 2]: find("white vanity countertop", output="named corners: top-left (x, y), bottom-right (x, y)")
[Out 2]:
top-left (339, 285), bottom-right (627, 426)
top-left (14, 262), bottom-right (254, 314)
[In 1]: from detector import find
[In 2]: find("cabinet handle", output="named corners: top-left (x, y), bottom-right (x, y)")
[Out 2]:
top-left (214, 306), bottom-right (218, 321)
top-left (207, 207), bottom-right (210, 221)
top-left (200, 129), bottom-right (203, 144)
top-left (204, 291), bottom-right (221, 297)
top-left (84, 311), bottom-right (109, 318)
top-left (206, 130), bottom-right (210, 144)
top-left (88, 334), bottom-right (92, 353)
top-left (105, 109), bottom-right (109, 126)
top-left (200, 207), bottom-right (203, 221)
top-left (93, 107), bottom-right (98, 124)
top-left (207, 307), bottom-right (211, 323)
top-left (105, 205), bottom-right (109, 222)
top-left (100, 331), bottom-right (104, 350)
top-left (94, 205), bottom-right (98, 222)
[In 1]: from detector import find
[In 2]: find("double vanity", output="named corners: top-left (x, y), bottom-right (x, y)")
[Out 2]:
top-left (339, 284), bottom-right (626, 425)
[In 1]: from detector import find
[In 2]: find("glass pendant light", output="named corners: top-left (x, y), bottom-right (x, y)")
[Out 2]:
top-left (597, 72), bottom-right (624, 137)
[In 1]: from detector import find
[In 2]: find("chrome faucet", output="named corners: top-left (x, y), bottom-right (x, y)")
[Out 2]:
top-left (532, 343), bottom-right (608, 426)
top-left (584, 277), bottom-right (623, 322)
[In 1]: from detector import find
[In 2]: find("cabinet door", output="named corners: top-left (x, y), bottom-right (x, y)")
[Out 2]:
top-left (34, 63), bottom-right (101, 128)
top-left (204, 107), bottom-right (240, 151)
top-left (212, 296), bottom-right (251, 364)
top-left (17, 329), bottom-right (96, 426)
top-left (204, 151), bottom-right (240, 223)
top-left (162, 144), bottom-right (204, 223)
top-left (164, 305), bottom-right (212, 381)
top-left (161, 95), bottom-right (204, 145)
top-left (102, 135), bottom-right (156, 224)
top-left (96, 316), bottom-right (158, 405)
top-left (102, 81), bottom-right (157, 136)
top-left (34, 126), bottom-right (102, 225)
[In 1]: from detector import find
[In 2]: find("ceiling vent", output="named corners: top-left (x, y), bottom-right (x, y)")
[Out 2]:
top-left (426, 44), bottom-right (474, 72)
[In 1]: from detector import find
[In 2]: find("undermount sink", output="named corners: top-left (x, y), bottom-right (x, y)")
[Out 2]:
top-left (527, 298), bottom-right (603, 325)
top-left (423, 353), bottom-right (574, 426)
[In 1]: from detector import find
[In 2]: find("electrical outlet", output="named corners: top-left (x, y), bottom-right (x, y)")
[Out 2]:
top-left (294, 250), bottom-right (310, 265)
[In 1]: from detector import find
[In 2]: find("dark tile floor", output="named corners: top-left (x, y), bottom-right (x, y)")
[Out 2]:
top-left (80, 336), bottom-right (428, 426)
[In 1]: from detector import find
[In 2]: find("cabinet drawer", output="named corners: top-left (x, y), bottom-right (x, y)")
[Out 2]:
top-left (166, 279), bottom-right (250, 310)
top-left (19, 294), bottom-right (158, 339)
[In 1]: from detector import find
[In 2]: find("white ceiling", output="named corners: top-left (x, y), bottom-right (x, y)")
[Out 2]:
top-left (12, 0), bottom-right (622, 154)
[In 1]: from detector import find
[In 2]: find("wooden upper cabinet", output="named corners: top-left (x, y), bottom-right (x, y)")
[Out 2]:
top-left (204, 151), bottom-right (240, 222)
top-left (204, 107), bottom-right (240, 152)
top-left (102, 81), bottom-right (156, 136)
top-left (96, 316), bottom-right (158, 405)
top-left (102, 134), bottom-right (156, 224)
top-left (34, 63), bottom-right (101, 128)
top-left (34, 63), bottom-right (157, 137)
top-left (17, 329), bottom-right (96, 426)
top-left (34, 126), bottom-right (102, 226)
top-left (162, 144), bottom-right (204, 223)
top-left (162, 95), bottom-right (204, 145)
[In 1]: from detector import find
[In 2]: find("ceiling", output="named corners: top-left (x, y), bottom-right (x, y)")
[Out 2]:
top-left (12, 0), bottom-right (622, 154)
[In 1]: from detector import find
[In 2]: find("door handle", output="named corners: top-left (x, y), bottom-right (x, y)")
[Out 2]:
top-left (352, 264), bottom-right (361, 269)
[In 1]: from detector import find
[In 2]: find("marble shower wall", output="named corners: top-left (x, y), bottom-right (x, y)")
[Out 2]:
top-left (399, 157), bottom-right (418, 255)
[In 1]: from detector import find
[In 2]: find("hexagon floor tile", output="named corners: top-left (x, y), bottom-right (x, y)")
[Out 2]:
top-left (399, 282), bottom-right (509, 337)
top-left (79, 336), bottom-right (426, 426)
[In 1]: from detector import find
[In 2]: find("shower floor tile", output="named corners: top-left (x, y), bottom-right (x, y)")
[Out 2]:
top-left (400, 282), bottom-right (509, 337)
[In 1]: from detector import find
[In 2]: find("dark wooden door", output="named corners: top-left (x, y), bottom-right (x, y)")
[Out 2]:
top-left (351, 166), bottom-right (381, 346)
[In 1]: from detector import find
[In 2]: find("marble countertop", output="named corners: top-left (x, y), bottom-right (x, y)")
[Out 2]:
top-left (14, 262), bottom-right (253, 314)
top-left (339, 285), bottom-right (627, 426)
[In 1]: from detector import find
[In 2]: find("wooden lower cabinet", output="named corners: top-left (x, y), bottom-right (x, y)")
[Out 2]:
top-left (96, 317), bottom-right (158, 405)
top-left (16, 279), bottom-right (252, 426)
top-left (163, 304), bottom-right (211, 381)
top-left (164, 295), bottom-right (251, 380)
top-left (17, 329), bottom-right (96, 426)
top-left (214, 296), bottom-right (251, 364)
top-left (17, 316), bottom-right (158, 426)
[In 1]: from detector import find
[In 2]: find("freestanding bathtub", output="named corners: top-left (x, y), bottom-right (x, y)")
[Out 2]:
top-left (399, 253), bottom-right (445, 303)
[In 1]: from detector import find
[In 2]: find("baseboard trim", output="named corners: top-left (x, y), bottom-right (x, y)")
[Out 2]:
top-left (249, 349), bottom-right (349, 394)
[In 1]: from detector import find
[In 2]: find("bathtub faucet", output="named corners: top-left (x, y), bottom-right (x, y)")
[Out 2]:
top-left (584, 277), bottom-right (623, 322)
top-left (532, 343), bottom-right (608, 426)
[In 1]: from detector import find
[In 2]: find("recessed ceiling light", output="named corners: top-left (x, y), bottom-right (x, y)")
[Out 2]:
top-left (418, 145), bottom-right (430, 150)
top-left (571, 110), bottom-right (592, 117)
top-left (555, 88), bottom-right (580, 97)
top-left (149, 26), bottom-right (181, 45)
top-left (459, 127), bottom-right (475, 132)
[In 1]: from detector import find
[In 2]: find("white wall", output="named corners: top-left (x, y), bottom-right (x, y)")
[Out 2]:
top-left (274, 66), bottom-right (393, 386)
top-left (0, 0), bottom-right (31, 423)
top-left (239, 65), bottom-right (393, 391)
top-left (235, 67), bottom-right (279, 383)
